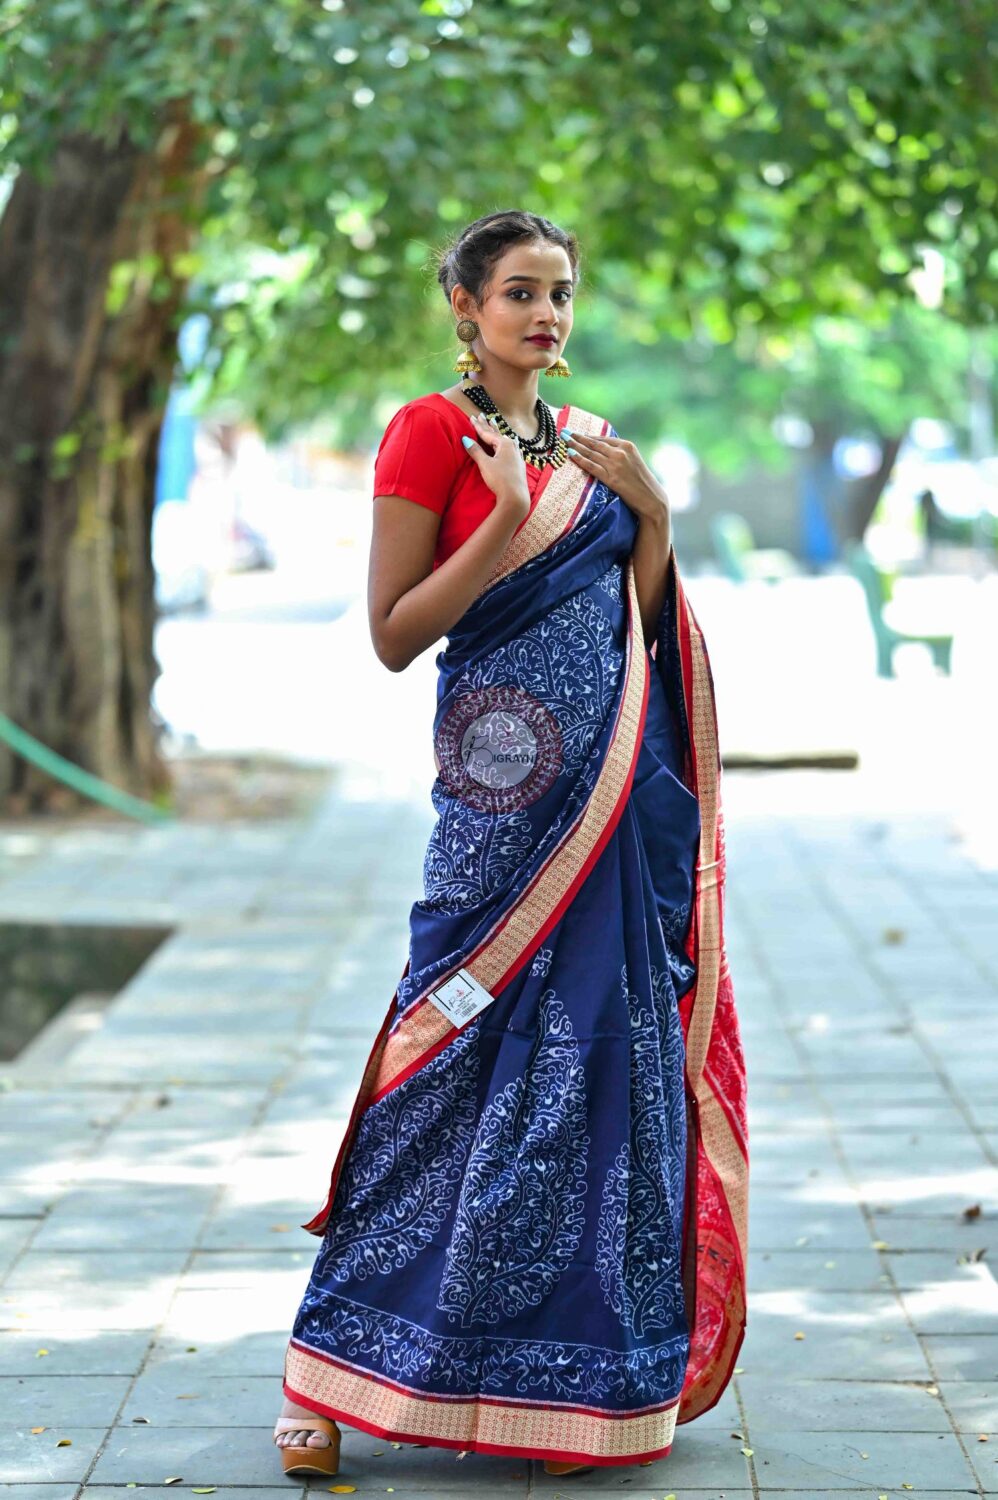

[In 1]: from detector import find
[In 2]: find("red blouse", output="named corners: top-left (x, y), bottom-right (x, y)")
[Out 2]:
top-left (372, 393), bottom-right (570, 569)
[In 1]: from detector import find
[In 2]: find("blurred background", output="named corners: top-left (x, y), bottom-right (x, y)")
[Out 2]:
top-left (1, 1), bottom-right (995, 845)
top-left (0, 8), bottom-right (997, 1491)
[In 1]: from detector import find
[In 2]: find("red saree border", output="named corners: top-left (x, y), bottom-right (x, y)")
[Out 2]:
top-left (672, 566), bottom-right (749, 1425)
top-left (285, 1339), bottom-right (680, 1466)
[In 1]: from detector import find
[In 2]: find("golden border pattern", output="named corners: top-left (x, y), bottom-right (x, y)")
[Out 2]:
top-left (370, 555), bottom-right (647, 1099)
top-left (285, 1341), bottom-right (679, 1462)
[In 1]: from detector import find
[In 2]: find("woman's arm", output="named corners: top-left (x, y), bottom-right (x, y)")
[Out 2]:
top-left (368, 413), bottom-right (530, 672)
top-left (632, 507), bottom-right (674, 648)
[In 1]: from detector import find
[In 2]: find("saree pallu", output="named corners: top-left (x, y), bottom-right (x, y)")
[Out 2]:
top-left (284, 404), bottom-right (748, 1468)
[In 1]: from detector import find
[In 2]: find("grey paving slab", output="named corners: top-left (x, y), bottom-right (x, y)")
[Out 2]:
top-left (736, 1373), bottom-right (950, 1431)
top-left (748, 1250), bottom-right (892, 1294)
top-left (1, 1429), bottom-right (104, 1484)
top-left (1, 1374), bottom-right (130, 1425)
top-left (87, 1426), bottom-right (529, 1490)
top-left (868, 1210), bottom-right (998, 1252)
top-left (80, 1491), bottom-right (304, 1500)
top-left (937, 1379), bottom-right (998, 1431)
top-left (0, 1331), bottom-right (152, 1377)
top-left (922, 1333), bottom-right (998, 1380)
top-left (744, 1427), bottom-right (977, 1490)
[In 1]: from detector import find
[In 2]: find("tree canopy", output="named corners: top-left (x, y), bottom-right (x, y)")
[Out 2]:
top-left (3, 0), bottom-right (994, 438)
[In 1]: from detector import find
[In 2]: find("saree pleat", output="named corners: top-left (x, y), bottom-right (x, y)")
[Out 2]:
top-left (284, 404), bottom-right (748, 1466)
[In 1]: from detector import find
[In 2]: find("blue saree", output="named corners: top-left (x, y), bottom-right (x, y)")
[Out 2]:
top-left (284, 404), bottom-right (749, 1468)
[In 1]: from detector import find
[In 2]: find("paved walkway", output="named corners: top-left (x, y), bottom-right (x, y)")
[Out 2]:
top-left (2, 756), bottom-right (997, 1496)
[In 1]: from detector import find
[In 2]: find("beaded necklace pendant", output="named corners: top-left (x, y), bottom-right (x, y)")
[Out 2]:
top-left (463, 383), bottom-right (568, 470)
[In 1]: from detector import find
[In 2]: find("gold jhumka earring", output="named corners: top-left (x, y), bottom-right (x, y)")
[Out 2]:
top-left (453, 318), bottom-right (483, 378)
top-left (544, 353), bottom-right (572, 378)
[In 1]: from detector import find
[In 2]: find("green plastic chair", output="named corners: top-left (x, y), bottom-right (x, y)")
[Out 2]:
top-left (846, 542), bottom-right (954, 678)
top-left (710, 512), bottom-right (800, 584)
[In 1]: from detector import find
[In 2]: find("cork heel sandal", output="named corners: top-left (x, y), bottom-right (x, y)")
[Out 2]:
top-left (273, 1416), bottom-right (341, 1477)
top-left (543, 1460), bottom-right (596, 1476)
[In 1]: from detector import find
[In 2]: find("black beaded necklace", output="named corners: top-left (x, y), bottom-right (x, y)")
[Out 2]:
top-left (463, 383), bottom-right (569, 471)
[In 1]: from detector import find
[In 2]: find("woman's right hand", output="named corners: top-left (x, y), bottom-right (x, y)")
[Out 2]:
top-left (462, 414), bottom-right (530, 519)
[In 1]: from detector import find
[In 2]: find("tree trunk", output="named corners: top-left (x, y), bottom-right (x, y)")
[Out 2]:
top-left (0, 113), bottom-right (207, 813)
top-left (844, 430), bottom-right (907, 545)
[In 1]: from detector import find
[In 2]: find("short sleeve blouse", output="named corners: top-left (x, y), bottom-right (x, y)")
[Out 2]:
top-left (372, 393), bottom-right (570, 569)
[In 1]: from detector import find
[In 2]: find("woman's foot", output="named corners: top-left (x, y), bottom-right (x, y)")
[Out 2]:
top-left (273, 1397), bottom-right (334, 1450)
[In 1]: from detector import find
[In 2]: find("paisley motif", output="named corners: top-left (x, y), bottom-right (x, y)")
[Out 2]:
top-left (314, 1018), bottom-right (481, 1283)
top-left (436, 987), bottom-right (590, 1327)
top-left (596, 962), bottom-right (688, 1334)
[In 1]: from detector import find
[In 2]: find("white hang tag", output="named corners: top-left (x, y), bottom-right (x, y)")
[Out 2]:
top-left (426, 966), bottom-right (497, 1027)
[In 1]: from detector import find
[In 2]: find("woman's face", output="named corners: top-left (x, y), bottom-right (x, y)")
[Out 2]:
top-left (453, 239), bottom-right (575, 376)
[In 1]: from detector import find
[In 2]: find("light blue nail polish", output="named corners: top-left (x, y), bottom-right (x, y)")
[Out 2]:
top-left (461, 435), bottom-right (474, 449)
top-left (566, 445), bottom-right (578, 456)
top-left (559, 427), bottom-right (573, 437)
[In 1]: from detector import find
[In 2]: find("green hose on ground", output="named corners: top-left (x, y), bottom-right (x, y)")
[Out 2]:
top-left (0, 711), bottom-right (175, 824)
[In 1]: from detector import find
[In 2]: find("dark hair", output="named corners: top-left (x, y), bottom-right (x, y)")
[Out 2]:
top-left (435, 209), bottom-right (581, 308)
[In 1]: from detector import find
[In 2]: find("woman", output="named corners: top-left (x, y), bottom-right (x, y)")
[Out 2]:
top-left (273, 210), bottom-right (748, 1478)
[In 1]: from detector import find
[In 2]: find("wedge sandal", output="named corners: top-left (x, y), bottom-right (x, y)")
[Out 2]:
top-left (273, 1415), bottom-right (341, 1477)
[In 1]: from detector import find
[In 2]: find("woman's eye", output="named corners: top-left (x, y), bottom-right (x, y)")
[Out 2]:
top-left (508, 289), bottom-right (572, 301)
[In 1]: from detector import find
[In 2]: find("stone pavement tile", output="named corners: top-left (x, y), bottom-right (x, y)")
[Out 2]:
top-left (922, 1333), bottom-right (998, 1379)
top-left (814, 1075), bottom-right (956, 1103)
top-left (883, 1249), bottom-right (998, 1290)
top-left (87, 1426), bottom-right (528, 1490)
top-left (0, 1487), bottom-right (81, 1499)
top-left (967, 1440), bottom-right (998, 1493)
top-left (181, 1250), bottom-right (312, 1291)
top-left (937, 1379), bottom-right (998, 1431)
top-left (745, 1428), bottom-right (976, 1491)
top-left (195, 1207), bottom-right (324, 1253)
top-left (0, 1220), bottom-right (37, 1276)
top-left (748, 1249), bottom-right (891, 1293)
top-left (748, 1201), bottom-right (875, 1252)
top-left (155, 1282), bottom-right (303, 1347)
top-left (80, 1488), bottom-right (303, 1500)
top-left (849, 1167), bottom-right (998, 1218)
top-left (121, 1373), bottom-right (277, 1426)
top-left (0, 1183), bottom-right (66, 1219)
top-left (0, 1251), bottom-right (188, 1332)
top-left (736, 1373), bottom-right (950, 1430)
top-left (831, 1097), bottom-right (975, 1130)
top-left (26, 1215), bottom-right (204, 1254)
top-left (742, 1135), bottom-right (845, 1182)
top-left (897, 1263), bottom-right (998, 1334)
top-left (144, 1332), bottom-right (288, 1378)
top-left (1, 1429), bottom-right (104, 1484)
top-left (868, 1211), bottom-right (998, 1253)
top-left (742, 1291), bottom-right (932, 1379)
top-left (796, 1035), bottom-right (941, 1079)
top-left (81, 1491), bottom-right (303, 1500)
top-left (1, 1374), bottom-right (130, 1425)
top-left (0, 1331), bottom-right (151, 1377)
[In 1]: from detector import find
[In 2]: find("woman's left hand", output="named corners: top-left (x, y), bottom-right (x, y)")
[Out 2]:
top-left (559, 431), bottom-right (669, 522)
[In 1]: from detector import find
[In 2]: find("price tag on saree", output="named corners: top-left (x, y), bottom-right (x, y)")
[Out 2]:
top-left (426, 966), bottom-right (496, 1027)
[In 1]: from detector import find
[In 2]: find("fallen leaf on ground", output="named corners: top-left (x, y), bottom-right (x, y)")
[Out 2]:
top-left (872, 1240), bottom-right (890, 1250)
top-left (192, 1489), bottom-right (217, 1493)
top-left (270, 1225), bottom-right (291, 1232)
top-left (164, 1478), bottom-right (183, 1485)
top-left (35, 1349), bottom-right (49, 1358)
top-left (30, 1427), bottom-right (45, 1434)
top-left (741, 1446), bottom-right (754, 1457)
top-left (132, 1417), bottom-right (150, 1424)
top-left (56, 1439), bottom-right (72, 1447)
top-left (327, 1488), bottom-right (356, 1494)
top-left (794, 1332), bottom-right (805, 1340)
top-left (962, 1203), bottom-right (982, 1220)
top-left (979, 1434), bottom-right (989, 1442)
